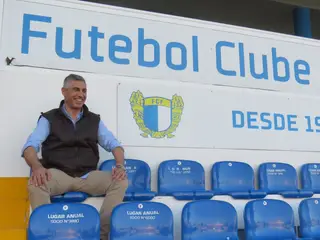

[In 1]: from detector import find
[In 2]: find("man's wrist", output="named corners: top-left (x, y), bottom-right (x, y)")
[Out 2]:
top-left (31, 162), bottom-right (43, 170)
top-left (115, 164), bottom-right (126, 171)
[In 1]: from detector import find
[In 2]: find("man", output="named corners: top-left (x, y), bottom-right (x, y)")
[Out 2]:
top-left (22, 74), bottom-right (128, 240)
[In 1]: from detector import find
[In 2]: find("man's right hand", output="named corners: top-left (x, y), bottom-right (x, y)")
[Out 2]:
top-left (30, 165), bottom-right (52, 187)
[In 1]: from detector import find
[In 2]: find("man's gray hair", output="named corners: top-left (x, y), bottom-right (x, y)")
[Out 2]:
top-left (63, 74), bottom-right (86, 88)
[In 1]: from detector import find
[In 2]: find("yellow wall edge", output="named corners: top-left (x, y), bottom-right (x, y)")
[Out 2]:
top-left (0, 178), bottom-right (29, 232)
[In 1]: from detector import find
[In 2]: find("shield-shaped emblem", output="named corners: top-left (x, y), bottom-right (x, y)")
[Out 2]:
top-left (143, 97), bottom-right (172, 132)
top-left (130, 91), bottom-right (184, 138)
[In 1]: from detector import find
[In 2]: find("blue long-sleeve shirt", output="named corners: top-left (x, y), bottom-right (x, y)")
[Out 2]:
top-left (22, 104), bottom-right (122, 161)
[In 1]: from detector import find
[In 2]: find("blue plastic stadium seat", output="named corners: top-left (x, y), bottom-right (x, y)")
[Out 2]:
top-left (158, 160), bottom-right (214, 200)
top-left (51, 192), bottom-right (89, 203)
top-left (299, 198), bottom-right (320, 239)
top-left (99, 159), bottom-right (156, 201)
top-left (28, 203), bottom-right (100, 240)
top-left (29, 168), bottom-right (88, 203)
top-left (258, 162), bottom-right (313, 198)
top-left (211, 161), bottom-right (266, 199)
top-left (244, 199), bottom-right (298, 240)
top-left (301, 163), bottom-right (320, 193)
top-left (182, 200), bottom-right (239, 240)
top-left (110, 202), bottom-right (174, 240)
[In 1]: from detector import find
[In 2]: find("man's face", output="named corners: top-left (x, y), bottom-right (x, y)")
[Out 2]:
top-left (62, 80), bottom-right (87, 110)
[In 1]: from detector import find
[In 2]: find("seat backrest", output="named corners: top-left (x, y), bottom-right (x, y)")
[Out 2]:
top-left (110, 202), bottom-right (174, 240)
top-left (301, 163), bottom-right (320, 192)
top-left (182, 200), bottom-right (238, 240)
top-left (258, 162), bottom-right (298, 193)
top-left (244, 199), bottom-right (296, 239)
top-left (212, 161), bottom-right (255, 192)
top-left (28, 203), bottom-right (100, 240)
top-left (299, 198), bottom-right (320, 238)
top-left (158, 160), bottom-right (206, 194)
top-left (99, 159), bottom-right (152, 192)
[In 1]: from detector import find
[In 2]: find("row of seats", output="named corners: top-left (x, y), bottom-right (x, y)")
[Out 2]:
top-left (28, 198), bottom-right (320, 240)
top-left (49, 159), bottom-right (320, 202)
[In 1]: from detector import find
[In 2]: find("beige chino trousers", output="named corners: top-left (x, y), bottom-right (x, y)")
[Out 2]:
top-left (28, 168), bottom-right (128, 240)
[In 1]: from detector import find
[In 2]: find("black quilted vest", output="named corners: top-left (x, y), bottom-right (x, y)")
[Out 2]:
top-left (40, 100), bottom-right (100, 177)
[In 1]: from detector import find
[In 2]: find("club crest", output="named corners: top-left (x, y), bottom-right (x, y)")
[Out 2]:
top-left (130, 91), bottom-right (184, 138)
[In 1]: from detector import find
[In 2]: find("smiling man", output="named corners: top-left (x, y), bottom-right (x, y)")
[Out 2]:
top-left (22, 74), bottom-right (128, 240)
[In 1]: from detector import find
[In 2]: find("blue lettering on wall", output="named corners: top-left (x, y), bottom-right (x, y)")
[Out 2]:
top-left (109, 34), bottom-right (132, 65)
top-left (272, 47), bottom-right (290, 82)
top-left (232, 110), bottom-right (299, 131)
top-left (249, 53), bottom-right (268, 80)
top-left (294, 60), bottom-right (310, 85)
top-left (138, 28), bottom-right (160, 68)
top-left (21, 14), bottom-right (199, 72)
top-left (305, 116), bottom-right (320, 133)
top-left (21, 13), bottom-right (312, 85)
top-left (232, 110), bottom-right (244, 128)
top-left (260, 112), bottom-right (272, 130)
top-left (88, 26), bottom-right (105, 62)
top-left (216, 40), bottom-right (311, 85)
top-left (216, 41), bottom-right (236, 76)
top-left (21, 14), bottom-right (51, 54)
top-left (166, 42), bottom-right (187, 70)
top-left (55, 27), bottom-right (82, 59)
top-left (232, 110), bottom-right (320, 133)
top-left (192, 36), bottom-right (199, 72)
top-left (287, 114), bottom-right (299, 131)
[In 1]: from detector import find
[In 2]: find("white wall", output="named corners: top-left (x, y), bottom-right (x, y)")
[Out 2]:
top-left (3, 66), bottom-right (320, 177)
top-left (3, 0), bottom-right (320, 93)
top-left (4, 67), bottom-right (320, 239)
top-left (1, 0), bottom-right (320, 239)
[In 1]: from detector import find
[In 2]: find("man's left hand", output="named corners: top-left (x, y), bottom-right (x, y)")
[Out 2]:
top-left (112, 166), bottom-right (127, 181)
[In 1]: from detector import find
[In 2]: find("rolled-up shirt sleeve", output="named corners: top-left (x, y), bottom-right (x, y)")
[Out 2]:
top-left (98, 120), bottom-right (122, 152)
top-left (21, 116), bottom-right (50, 156)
